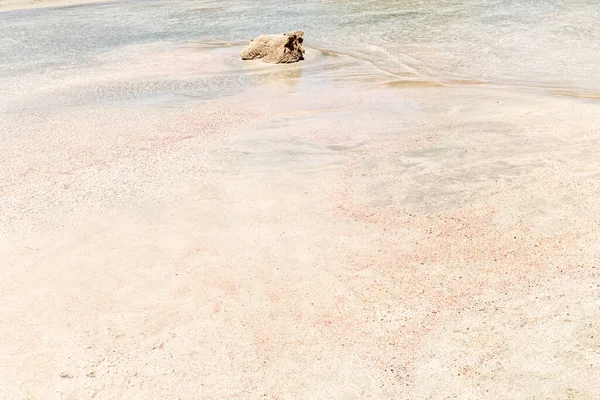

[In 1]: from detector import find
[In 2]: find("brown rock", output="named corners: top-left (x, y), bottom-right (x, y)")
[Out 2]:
top-left (241, 31), bottom-right (305, 64)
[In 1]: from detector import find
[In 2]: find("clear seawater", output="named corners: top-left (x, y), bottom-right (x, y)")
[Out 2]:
top-left (1, 0), bottom-right (600, 104)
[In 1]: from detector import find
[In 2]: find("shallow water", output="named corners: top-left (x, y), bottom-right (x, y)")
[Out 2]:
top-left (2, 0), bottom-right (600, 102)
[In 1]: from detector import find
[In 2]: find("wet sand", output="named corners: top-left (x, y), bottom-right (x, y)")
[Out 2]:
top-left (2, 4), bottom-right (600, 400)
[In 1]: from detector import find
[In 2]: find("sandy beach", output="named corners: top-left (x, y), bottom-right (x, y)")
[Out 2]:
top-left (1, 1), bottom-right (600, 399)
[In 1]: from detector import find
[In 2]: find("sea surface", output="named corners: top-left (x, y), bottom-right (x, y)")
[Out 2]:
top-left (1, 0), bottom-right (600, 106)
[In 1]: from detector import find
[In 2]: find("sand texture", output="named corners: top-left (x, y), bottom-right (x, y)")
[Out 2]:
top-left (1, 1), bottom-right (600, 399)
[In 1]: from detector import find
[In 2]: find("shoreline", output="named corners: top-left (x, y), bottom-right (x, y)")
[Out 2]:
top-left (2, 1), bottom-right (600, 397)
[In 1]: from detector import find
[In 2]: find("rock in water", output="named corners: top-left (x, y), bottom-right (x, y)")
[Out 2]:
top-left (241, 31), bottom-right (305, 64)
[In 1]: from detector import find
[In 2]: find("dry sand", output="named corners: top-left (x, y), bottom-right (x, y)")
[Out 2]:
top-left (1, 33), bottom-right (600, 400)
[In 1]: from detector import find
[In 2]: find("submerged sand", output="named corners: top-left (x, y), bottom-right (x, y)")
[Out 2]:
top-left (1, 4), bottom-right (600, 399)
top-left (0, 0), bottom-right (107, 11)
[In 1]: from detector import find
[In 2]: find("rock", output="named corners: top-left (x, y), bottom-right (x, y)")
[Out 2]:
top-left (241, 31), bottom-right (305, 64)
